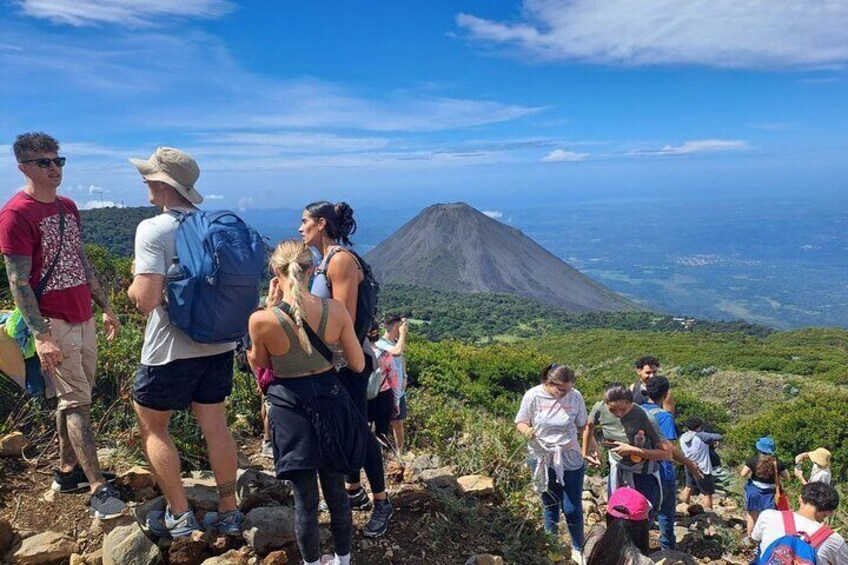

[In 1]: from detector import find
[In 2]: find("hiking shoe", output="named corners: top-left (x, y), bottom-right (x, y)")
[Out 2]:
top-left (363, 498), bottom-right (393, 538)
top-left (88, 484), bottom-right (128, 520)
top-left (52, 464), bottom-right (117, 493)
top-left (347, 486), bottom-right (373, 511)
top-left (202, 509), bottom-right (244, 535)
top-left (571, 547), bottom-right (585, 565)
top-left (145, 508), bottom-right (201, 539)
top-left (260, 440), bottom-right (274, 459)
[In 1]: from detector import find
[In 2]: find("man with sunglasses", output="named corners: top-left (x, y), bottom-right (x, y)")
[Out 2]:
top-left (0, 132), bottom-right (126, 519)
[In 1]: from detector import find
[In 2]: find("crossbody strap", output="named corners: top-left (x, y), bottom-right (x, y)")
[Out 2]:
top-left (277, 300), bottom-right (334, 364)
top-left (34, 200), bottom-right (66, 299)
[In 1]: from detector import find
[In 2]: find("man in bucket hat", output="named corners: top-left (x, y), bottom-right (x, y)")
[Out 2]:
top-left (127, 147), bottom-right (242, 538)
top-left (0, 132), bottom-right (126, 519)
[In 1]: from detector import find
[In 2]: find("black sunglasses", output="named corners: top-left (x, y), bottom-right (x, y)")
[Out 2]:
top-left (19, 157), bottom-right (66, 169)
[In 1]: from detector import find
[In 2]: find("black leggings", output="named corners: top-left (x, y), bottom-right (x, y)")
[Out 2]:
top-left (289, 468), bottom-right (352, 561)
top-left (339, 359), bottom-right (387, 494)
top-left (367, 389), bottom-right (394, 439)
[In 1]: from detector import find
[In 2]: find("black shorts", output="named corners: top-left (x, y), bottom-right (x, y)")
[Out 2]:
top-left (133, 350), bottom-right (234, 411)
top-left (685, 469), bottom-right (716, 496)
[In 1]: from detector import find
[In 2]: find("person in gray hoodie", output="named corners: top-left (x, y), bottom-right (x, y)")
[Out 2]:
top-left (680, 418), bottom-right (723, 509)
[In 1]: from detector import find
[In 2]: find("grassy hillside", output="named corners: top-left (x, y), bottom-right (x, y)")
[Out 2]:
top-left (381, 283), bottom-right (773, 341)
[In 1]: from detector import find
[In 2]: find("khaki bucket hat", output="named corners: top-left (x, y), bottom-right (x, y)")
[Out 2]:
top-left (809, 448), bottom-right (832, 468)
top-left (129, 147), bottom-right (203, 204)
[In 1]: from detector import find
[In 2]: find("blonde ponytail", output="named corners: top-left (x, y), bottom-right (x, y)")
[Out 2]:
top-left (269, 239), bottom-right (315, 355)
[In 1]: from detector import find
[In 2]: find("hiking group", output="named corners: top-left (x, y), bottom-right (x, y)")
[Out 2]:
top-left (515, 357), bottom-right (845, 564)
top-left (0, 133), bottom-right (410, 565)
top-left (0, 132), bottom-right (843, 565)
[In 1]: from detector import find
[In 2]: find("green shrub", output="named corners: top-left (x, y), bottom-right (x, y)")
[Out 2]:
top-left (726, 392), bottom-right (848, 482)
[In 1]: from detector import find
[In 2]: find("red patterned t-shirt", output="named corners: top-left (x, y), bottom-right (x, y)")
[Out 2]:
top-left (0, 191), bottom-right (92, 323)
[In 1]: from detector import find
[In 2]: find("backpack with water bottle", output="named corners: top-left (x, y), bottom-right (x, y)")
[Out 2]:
top-left (166, 210), bottom-right (266, 343)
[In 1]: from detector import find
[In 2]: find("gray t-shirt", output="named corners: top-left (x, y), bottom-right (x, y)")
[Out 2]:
top-left (134, 210), bottom-right (234, 366)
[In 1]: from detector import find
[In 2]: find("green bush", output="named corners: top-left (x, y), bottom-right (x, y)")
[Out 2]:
top-left (726, 392), bottom-right (848, 482)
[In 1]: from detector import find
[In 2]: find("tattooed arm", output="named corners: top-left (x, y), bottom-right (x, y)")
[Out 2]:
top-left (3, 254), bottom-right (62, 374)
top-left (79, 246), bottom-right (120, 340)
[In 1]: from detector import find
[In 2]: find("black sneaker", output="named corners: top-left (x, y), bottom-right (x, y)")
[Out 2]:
top-left (347, 486), bottom-right (373, 511)
top-left (52, 464), bottom-right (118, 493)
top-left (363, 498), bottom-right (393, 538)
top-left (89, 483), bottom-right (128, 520)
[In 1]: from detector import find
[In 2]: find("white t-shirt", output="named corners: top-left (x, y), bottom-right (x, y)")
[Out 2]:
top-left (134, 210), bottom-right (235, 366)
top-left (680, 430), bottom-right (713, 474)
top-left (810, 465), bottom-right (832, 485)
top-left (515, 385), bottom-right (587, 470)
top-left (374, 336), bottom-right (406, 400)
top-left (752, 509), bottom-right (848, 565)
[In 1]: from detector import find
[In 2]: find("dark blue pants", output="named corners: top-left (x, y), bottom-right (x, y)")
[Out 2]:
top-left (536, 464), bottom-right (585, 551)
top-left (658, 478), bottom-right (677, 550)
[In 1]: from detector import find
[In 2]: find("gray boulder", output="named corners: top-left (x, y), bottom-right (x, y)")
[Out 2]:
top-left (241, 507), bottom-right (296, 554)
top-left (102, 523), bottom-right (162, 565)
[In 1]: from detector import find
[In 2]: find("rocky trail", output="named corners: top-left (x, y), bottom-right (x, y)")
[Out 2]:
top-left (1, 431), bottom-right (757, 564)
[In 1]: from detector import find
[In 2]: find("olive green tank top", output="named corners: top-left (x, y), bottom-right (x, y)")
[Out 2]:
top-left (269, 299), bottom-right (333, 377)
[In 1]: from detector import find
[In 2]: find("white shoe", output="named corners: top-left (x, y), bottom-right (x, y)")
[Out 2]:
top-left (571, 548), bottom-right (584, 565)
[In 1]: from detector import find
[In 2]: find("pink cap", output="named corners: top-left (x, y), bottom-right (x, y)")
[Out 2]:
top-left (607, 487), bottom-right (652, 521)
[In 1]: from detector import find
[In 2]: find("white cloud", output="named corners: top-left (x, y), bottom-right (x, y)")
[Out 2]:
top-left (541, 149), bottom-right (589, 162)
top-left (81, 199), bottom-right (118, 209)
top-left (237, 196), bottom-right (255, 211)
top-left (482, 210), bottom-right (503, 219)
top-left (457, 0), bottom-right (848, 69)
top-left (0, 44), bottom-right (24, 52)
top-left (14, 0), bottom-right (234, 27)
top-left (197, 132), bottom-right (391, 153)
top-left (656, 140), bottom-right (749, 155)
top-left (88, 184), bottom-right (110, 195)
top-left (205, 194), bottom-right (224, 200)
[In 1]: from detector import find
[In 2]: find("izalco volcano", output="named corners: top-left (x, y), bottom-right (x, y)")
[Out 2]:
top-left (365, 203), bottom-right (644, 312)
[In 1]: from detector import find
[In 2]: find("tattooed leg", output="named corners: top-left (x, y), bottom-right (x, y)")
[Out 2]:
top-left (63, 405), bottom-right (105, 491)
top-left (56, 409), bottom-right (78, 472)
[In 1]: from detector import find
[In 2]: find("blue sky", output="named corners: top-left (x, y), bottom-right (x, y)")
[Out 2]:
top-left (1, 0), bottom-right (846, 211)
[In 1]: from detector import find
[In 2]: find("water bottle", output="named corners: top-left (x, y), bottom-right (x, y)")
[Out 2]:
top-left (167, 257), bottom-right (184, 280)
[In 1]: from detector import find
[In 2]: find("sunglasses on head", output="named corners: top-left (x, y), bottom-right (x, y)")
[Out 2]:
top-left (20, 157), bottom-right (66, 169)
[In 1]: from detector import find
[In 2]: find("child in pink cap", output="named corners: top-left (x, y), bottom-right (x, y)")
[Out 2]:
top-left (584, 487), bottom-right (655, 565)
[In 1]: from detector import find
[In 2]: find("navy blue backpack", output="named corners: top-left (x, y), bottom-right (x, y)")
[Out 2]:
top-left (166, 210), bottom-right (266, 343)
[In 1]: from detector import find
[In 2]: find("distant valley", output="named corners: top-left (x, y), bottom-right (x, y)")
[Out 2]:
top-left (81, 196), bottom-right (847, 329)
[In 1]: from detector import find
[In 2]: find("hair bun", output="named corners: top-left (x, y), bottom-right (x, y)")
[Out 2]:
top-left (334, 202), bottom-right (357, 238)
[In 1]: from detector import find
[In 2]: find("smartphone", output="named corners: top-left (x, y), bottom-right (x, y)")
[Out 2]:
top-left (601, 440), bottom-right (619, 448)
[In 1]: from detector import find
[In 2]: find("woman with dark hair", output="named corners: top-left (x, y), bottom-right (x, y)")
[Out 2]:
top-left (584, 487), bottom-right (653, 565)
top-left (740, 436), bottom-right (790, 538)
top-left (582, 383), bottom-right (671, 512)
top-left (299, 201), bottom-right (393, 538)
top-left (516, 364), bottom-right (588, 564)
top-left (248, 240), bottom-right (365, 565)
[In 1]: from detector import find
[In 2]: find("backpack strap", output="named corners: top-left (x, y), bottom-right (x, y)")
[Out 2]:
top-left (276, 301), bottom-right (334, 364)
top-left (808, 524), bottom-right (835, 549)
top-left (315, 246), bottom-right (363, 285)
top-left (781, 511), bottom-right (798, 536)
top-left (34, 200), bottom-right (66, 300)
top-left (317, 298), bottom-right (329, 337)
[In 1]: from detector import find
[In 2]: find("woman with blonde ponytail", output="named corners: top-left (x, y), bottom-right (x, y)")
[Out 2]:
top-left (248, 239), bottom-right (365, 565)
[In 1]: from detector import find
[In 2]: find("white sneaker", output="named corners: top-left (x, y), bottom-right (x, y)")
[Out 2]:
top-left (571, 548), bottom-right (584, 565)
top-left (319, 556), bottom-right (338, 565)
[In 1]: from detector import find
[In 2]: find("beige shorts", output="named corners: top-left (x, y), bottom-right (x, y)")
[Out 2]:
top-left (51, 317), bottom-right (97, 410)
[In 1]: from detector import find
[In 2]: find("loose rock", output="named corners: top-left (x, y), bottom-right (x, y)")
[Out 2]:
top-left (236, 469), bottom-right (291, 514)
top-left (242, 507), bottom-right (296, 554)
top-left (261, 550), bottom-right (288, 565)
top-left (202, 549), bottom-right (249, 565)
top-left (11, 531), bottom-right (78, 565)
top-left (116, 467), bottom-right (157, 492)
top-left (457, 475), bottom-right (494, 497)
top-left (0, 432), bottom-right (28, 457)
top-left (102, 523), bottom-right (162, 565)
